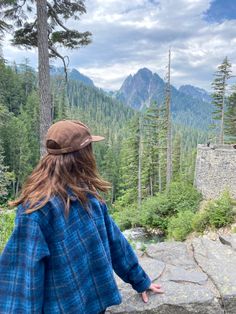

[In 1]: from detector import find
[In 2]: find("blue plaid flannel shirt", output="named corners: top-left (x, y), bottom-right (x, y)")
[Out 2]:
top-left (0, 190), bottom-right (151, 314)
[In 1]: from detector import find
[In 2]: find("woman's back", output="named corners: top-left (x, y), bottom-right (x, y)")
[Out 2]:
top-left (0, 189), bottom-right (151, 314)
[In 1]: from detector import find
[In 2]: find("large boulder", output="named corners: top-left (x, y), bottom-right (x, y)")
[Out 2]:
top-left (192, 236), bottom-right (236, 314)
top-left (106, 235), bottom-right (236, 314)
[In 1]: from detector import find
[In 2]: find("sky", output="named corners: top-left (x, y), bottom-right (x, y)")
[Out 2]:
top-left (2, 0), bottom-right (236, 91)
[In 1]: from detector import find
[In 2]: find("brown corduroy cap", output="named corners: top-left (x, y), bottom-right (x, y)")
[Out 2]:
top-left (45, 119), bottom-right (105, 155)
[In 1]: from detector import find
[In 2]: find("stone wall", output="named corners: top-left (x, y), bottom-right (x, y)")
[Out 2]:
top-left (194, 144), bottom-right (236, 200)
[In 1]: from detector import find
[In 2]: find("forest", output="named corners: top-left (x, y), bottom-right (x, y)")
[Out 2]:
top-left (0, 54), bottom-right (236, 251)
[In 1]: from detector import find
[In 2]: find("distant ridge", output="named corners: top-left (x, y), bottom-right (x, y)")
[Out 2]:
top-left (50, 66), bottom-right (94, 87)
top-left (179, 85), bottom-right (211, 103)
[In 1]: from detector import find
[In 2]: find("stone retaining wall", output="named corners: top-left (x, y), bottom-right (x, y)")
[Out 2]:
top-left (194, 144), bottom-right (236, 199)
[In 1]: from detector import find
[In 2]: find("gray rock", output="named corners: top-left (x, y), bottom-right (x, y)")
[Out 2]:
top-left (192, 237), bottom-right (236, 313)
top-left (107, 280), bottom-right (223, 314)
top-left (113, 257), bottom-right (165, 289)
top-left (164, 266), bottom-right (208, 285)
top-left (219, 234), bottom-right (236, 251)
top-left (106, 237), bottom-right (236, 313)
top-left (146, 241), bottom-right (196, 269)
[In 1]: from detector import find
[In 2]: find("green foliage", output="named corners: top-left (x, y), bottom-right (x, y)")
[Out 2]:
top-left (211, 56), bottom-right (232, 143)
top-left (111, 204), bottom-right (140, 231)
top-left (0, 59), bottom-right (25, 114)
top-left (0, 1), bottom-right (92, 66)
top-left (113, 180), bottom-right (202, 234)
top-left (0, 143), bottom-right (14, 203)
top-left (167, 210), bottom-right (195, 241)
top-left (192, 190), bottom-right (236, 233)
top-left (139, 195), bottom-right (169, 230)
top-left (191, 210), bottom-right (210, 233)
top-left (0, 210), bottom-right (16, 253)
top-left (166, 180), bottom-right (202, 213)
top-left (225, 88), bottom-right (236, 143)
top-left (207, 191), bottom-right (236, 228)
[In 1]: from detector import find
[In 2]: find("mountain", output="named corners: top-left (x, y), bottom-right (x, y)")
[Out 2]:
top-left (50, 66), bottom-right (94, 87)
top-left (117, 68), bottom-right (213, 130)
top-left (117, 68), bottom-right (164, 110)
top-left (179, 85), bottom-right (211, 103)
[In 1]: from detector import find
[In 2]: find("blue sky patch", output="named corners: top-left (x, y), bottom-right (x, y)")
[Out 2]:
top-left (204, 0), bottom-right (236, 22)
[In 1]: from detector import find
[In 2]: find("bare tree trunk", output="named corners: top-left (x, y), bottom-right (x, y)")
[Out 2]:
top-left (37, 0), bottom-right (52, 158)
top-left (166, 49), bottom-right (172, 189)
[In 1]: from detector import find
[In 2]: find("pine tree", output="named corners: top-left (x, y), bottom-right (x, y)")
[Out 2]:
top-left (225, 88), bottom-right (236, 143)
top-left (165, 49), bottom-right (172, 188)
top-left (0, 142), bottom-right (11, 202)
top-left (0, 0), bottom-right (92, 156)
top-left (116, 115), bottom-right (140, 206)
top-left (142, 102), bottom-right (159, 196)
top-left (211, 56), bottom-right (232, 144)
top-left (172, 132), bottom-right (181, 179)
top-left (138, 114), bottom-right (143, 207)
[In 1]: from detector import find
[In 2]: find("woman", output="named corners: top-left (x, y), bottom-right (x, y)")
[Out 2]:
top-left (0, 119), bottom-right (163, 314)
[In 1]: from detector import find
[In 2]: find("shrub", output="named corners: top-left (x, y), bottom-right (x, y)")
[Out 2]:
top-left (167, 210), bottom-right (195, 241)
top-left (192, 210), bottom-right (210, 233)
top-left (0, 210), bottom-right (16, 253)
top-left (111, 204), bottom-right (140, 231)
top-left (113, 180), bottom-right (202, 234)
top-left (207, 191), bottom-right (235, 228)
top-left (139, 195), bottom-right (169, 231)
top-left (167, 180), bottom-right (202, 213)
top-left (192, 190), bottom-right (236, 232)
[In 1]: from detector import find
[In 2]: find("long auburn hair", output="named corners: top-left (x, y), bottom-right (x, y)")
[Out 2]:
top-left (8, 143), bottom-right (111, 217)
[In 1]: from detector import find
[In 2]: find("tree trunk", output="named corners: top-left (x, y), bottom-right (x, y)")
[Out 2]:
top-left (166, 49), bottom-right (172, 189)
top-left (220, 82), bottom-right (226, 144)
top-left (138, 115), bottom-right (142, 208)
top-left (37, 0), bottom-right (52, 158)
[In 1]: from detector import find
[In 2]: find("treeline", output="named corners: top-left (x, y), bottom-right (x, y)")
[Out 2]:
top-left (0, 56), bottom-right (236, 241)
top-left (0, 58), bottom-right (134, 204)
top-left (0, 58), bottom-right (207, 207)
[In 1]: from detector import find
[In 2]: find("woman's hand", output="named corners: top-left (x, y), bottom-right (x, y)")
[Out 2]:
top-left (140, 283), bottom-right (164, 303)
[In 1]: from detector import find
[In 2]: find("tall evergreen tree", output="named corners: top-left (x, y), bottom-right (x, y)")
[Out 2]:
top-left (0, 141), bottom-right (11, 202)
top-left (172, 132), bottom-right (181, 179)
top-left (0, 0), bottom-right (92, 156)
top-left (116, 115), bottom-right (140, 206)
top-left (165, 49), bottom-right (173, 188)
top-left (211, 56), bottom-right (232, 144)
top-left (142, 101), bottom-right (167, 196)
top-left (225, 88), bottom-right (236, 143)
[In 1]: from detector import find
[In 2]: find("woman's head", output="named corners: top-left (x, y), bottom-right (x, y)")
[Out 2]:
top-left (8, 120), bottom-right (111, 216)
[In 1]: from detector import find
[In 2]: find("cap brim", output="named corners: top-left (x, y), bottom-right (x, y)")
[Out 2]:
top-left (91, 135), bottom-right (105, 142)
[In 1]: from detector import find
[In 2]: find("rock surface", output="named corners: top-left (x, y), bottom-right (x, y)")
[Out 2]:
top-left (106, 234), bottom-right (236, 314)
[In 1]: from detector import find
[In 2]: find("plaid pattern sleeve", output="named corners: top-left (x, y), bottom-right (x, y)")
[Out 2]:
top-left (101, 201), bottom-right (152, 293)
top-left (0, 214), bottom-right (50, 314)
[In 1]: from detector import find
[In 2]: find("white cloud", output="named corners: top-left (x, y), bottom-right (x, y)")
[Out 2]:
top-left (2, 0), bottom-right (236, 91)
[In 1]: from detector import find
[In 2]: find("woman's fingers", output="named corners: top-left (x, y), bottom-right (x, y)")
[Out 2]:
top-left (150, 283), bottom-right (164, 293)
top-left (150, 283), bottom-right (161, 289)
top-left (141, 283), bottom-right (164, 303)
top-left (141, 291), bottom-right (148, 303)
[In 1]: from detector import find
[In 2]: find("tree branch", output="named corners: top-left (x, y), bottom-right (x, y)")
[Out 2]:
top-left (49, 44), bottom-right (69, 82)
top-left (46, 1), bottom-right (70, 32)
